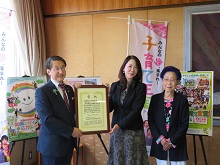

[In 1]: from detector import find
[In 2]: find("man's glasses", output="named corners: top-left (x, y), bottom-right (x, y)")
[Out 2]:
top-left (53, 67), bottom-right (66, 72)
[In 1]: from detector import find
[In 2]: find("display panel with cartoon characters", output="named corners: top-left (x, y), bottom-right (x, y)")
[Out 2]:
top-left (176, 71), bottom-right (213, 136)
top-left (5, 76), bottom-right (46, 142)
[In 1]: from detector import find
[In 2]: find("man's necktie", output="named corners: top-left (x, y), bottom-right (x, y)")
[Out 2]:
top-left (58, 83), bottom-right (69, 111)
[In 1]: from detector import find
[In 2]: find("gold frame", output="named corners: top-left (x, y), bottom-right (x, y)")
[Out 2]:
top-left (74, 85), bottom-right (110, 134)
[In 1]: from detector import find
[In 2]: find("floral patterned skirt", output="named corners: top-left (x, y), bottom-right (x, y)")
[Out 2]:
top-left (107, 128), bottom-right (149, 165)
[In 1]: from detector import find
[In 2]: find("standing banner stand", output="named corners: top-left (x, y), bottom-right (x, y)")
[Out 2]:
top-left (97, 134), bottom-right (108, 155)
top-left (21, 140), bottom-right (25, 165)
top-left (129, 17), bottom-right (169, 156)
top-left (10, 139), bottom-right (26, 165)
top-left (198, 135), bottom-right (208, 165)
top-left (10, 138), bottom-right (38, 165)
top-left (176, 71), bottom-right (213, 165)
top-left (188, 134), bottom-right (208, 165)
top-left (76, 138), bottom-right (80, 165)
top-left (76, 134), bottom-right (108, 165)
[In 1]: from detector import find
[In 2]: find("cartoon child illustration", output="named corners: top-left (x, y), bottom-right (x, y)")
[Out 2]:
top-left (6, 95), bottom-right (18, 107)
top-left (146, 128), bottom-right (153, 146)
top-left (34, 114), bottom-right (41, 136)
top-left (0, 140), bottom-right (5, 163)
top-left (32, 81), bottom-right (38, 89)
top-left (1, 135), bottom-right (10, 162)
top-left (143, 121), bottom-right (153, 156)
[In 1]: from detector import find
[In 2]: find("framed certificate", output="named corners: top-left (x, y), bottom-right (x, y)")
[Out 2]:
top-left (74, 85), bottom-right (110, 134)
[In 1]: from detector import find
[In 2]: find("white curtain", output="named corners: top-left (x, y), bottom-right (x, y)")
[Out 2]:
top-left (11, 0), bottom-right (46, 76)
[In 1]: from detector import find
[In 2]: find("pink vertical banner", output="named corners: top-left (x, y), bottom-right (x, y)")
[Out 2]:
top-left (0, 8), bottom-right (12, 164)
top-left (130, 19), bottom-right (168, 155)
top-left (0, 8), bottom-right (12, 83)
top-left (130, 19), bottom-right (168, 110)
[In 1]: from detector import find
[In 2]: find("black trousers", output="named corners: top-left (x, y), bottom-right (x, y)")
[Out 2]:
top-left (41, 140), bottom-right (75, 165)
top-left (42, 149), bottom-right (73, 165)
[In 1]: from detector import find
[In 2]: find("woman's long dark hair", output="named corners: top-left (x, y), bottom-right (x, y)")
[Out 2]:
top-left (118, 55), bottom-right (143, 90)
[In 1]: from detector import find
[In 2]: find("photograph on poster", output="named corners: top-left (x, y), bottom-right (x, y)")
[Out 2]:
top-left (64, 76), bottom-right (101, 87)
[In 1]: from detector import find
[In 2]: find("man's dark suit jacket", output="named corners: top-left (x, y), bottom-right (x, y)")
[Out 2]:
top-left (109, 81), bottom-right (146, 130)
top-left (35, 80), bottom-right (76, 157)
top-left (148, 91), bottom-right (189, 161)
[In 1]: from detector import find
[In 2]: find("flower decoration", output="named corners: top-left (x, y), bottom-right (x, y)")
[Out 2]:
top-left (165, 102), bottom-right (172, 108)
top-left (53, 89), bottom-right (59, 95)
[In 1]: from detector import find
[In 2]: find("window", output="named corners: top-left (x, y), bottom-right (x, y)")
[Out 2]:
top-left (0, 0), bottom-right (24, 78)
top-left (184, 4), bottom-right (220, 123)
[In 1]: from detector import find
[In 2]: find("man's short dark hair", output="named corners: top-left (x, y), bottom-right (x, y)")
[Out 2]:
top-left (46, 56), bottom-right (67, 69)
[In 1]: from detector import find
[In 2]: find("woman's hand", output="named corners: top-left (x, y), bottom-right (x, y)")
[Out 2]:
top-left (161, 138), bottom-right (172, 151)
top-left (163, 143), bottom-right (172, 151)
top-left (109, 124), bottom-right (119, 134)
top-left (103, 83), bottom-right (110, 87)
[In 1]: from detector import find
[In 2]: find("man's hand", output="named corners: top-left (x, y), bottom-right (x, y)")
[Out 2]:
top-left (72, 83), bottom-right (82, 91)
top-left (72, 127), bottom-right (83, 138)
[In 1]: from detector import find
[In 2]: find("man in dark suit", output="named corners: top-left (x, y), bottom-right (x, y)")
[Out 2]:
top-left (35, 56), bottom-right (83, 165)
